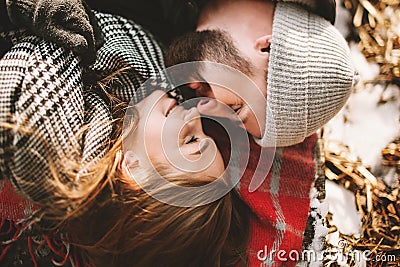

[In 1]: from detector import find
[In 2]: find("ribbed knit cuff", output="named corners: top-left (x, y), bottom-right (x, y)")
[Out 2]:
top-left (6, 0), bottom-right (38, 27)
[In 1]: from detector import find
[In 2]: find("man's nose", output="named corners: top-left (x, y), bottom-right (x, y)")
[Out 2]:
top-left (197, 98), bottom-right (237, 121)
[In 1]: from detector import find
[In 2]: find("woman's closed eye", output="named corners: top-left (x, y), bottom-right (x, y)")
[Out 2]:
top-left (184, 136), bottom-right (199, 144)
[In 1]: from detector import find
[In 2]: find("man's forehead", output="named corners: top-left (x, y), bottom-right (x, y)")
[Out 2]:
top-left (196, 0), bottom-right (275, 34)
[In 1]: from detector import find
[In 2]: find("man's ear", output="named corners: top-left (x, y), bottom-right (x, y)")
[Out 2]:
top-left (254, 35), bottom-right (272, 53)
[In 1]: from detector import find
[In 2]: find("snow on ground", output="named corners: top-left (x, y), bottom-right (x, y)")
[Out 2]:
top-left (325, 180), bottom-right (362, 237)
top-left (323, 0), bottom-right (400, 239)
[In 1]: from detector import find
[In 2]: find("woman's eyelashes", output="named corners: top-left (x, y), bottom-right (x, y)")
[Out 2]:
top-left (184, 136), bottom-right (199, 144)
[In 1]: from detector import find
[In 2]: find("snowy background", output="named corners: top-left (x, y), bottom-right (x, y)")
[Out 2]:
top-left (323, 0), bottom-right (400, 265)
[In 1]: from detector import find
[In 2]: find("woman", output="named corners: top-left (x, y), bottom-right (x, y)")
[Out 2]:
top-left (0, 9), bottom-right (251, 267)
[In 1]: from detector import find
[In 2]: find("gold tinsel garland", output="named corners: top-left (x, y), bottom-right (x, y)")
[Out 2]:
top-left (323, 0), bottom-right (400, 266)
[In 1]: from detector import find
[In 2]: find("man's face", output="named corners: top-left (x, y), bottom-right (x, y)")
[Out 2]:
top-left (188, 76), bottom-right (266, 139)
top-left (192, 0), bottom-right (275, 138)
top-left (183, 28), bottom-right (270, 138)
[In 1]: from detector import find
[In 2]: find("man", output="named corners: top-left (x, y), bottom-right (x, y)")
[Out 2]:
top-left (164, 1), bottom-right (357, 266)
top-left (166, 0), bottom-right (357, 147)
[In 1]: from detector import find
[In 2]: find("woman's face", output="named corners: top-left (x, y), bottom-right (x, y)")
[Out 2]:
top-left (129, 90), bottom-right (225, 179)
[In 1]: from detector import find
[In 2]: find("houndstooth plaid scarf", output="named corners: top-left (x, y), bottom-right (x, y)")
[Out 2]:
top-left (0, 10), bottom-right (326, 267)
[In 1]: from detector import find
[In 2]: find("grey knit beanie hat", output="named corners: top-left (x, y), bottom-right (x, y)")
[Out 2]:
top-left (258, 2), bottom-right (358, 147)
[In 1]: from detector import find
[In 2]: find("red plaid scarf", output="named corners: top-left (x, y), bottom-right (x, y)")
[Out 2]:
top-left (0, 134), bottom-right (317, 266)
top-left (238, 134), bottom-right (317, 266)
top-left (0, 180), bottom-right (37, 221)
top-left (0, 181), bottom-right (87, 266)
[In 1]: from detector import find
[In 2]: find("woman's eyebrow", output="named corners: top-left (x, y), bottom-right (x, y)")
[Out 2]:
top-left (199, 138), bottom-right (212, 153)
top-left (189, 150), bottom-right (202, 156)
top-left (188, 138), bottom-right (211, 156)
